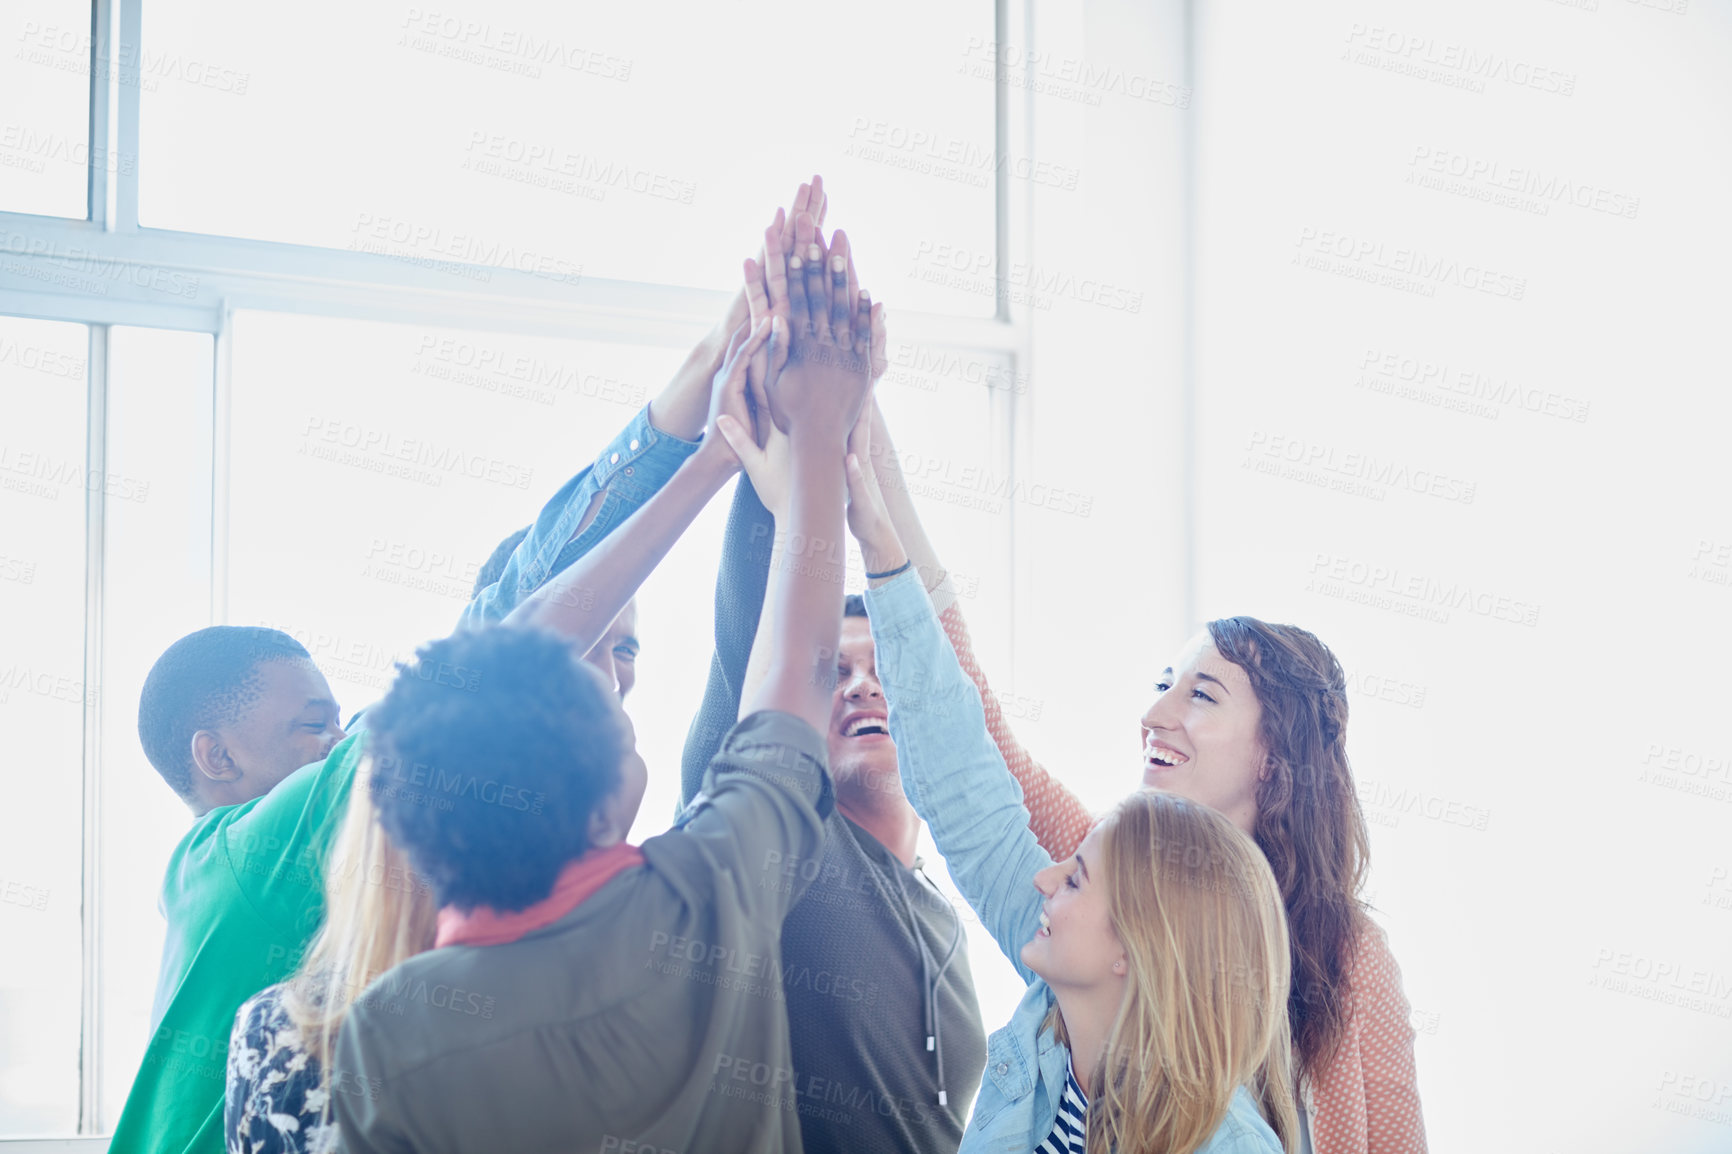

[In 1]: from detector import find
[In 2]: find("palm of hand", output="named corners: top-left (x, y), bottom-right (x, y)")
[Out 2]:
top-left (753, 424), bottom-right (795, 516)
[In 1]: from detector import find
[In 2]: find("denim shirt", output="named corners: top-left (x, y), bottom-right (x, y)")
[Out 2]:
top-left (864, 571), bottom-right (1282, 1154)
top-left (456, 404), bottom-right (698, 631)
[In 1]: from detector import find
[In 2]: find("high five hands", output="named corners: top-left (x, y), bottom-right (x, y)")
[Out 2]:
top-left (714, 178), bottom-right (879, 471)
top-left (700, 175), bottom-right (908, 579)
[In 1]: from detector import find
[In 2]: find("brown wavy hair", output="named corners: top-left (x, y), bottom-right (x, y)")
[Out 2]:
top-left (1206, 616), bottom-right (1369, 1089)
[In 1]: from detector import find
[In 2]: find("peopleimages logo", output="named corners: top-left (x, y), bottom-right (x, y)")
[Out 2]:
top-left (1355, 348), bottom-right (1590, 424)
top-left (462, 132), bottom-right (696, 204)
top-left (1243, 429), bottom-right (1478, 505)
top-left (0, 124), bottom-right (135, 177)
top-left (348, 213), bottom-right (583, 286)
top-left (1342, 23), bottom-right (1577, 96)
top-left (299, 416), bottom-right (535, 490)
top-left (0, 335), bottom-right (85, 379)
top-left (844, 118), bottom-right (1081, 191)
top-left (958, 38), bottom-right (1191, 109)
top-left (0, 445), bottom-right (151, 503)
top-left (397, 8), bottom-right (632, 81)
top-left (14, 21), bottom-right (252, 94)
top-left (1294, 227), bottom-right (1526, 301)
top-left (910, 240), bottom-right (1143, 313)
top-left (1407, 146), bottom-right (1640, 220)
top-left (1306, 553), bottom-right (1541, 627)
top-left (0, 227), bottom-right (201, 300)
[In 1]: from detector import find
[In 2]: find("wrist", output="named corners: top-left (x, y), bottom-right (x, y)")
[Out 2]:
top-left (688, 437), bottom-right (741, 484)
top-left (646, 396), bottom-right (704, 441)
top-left (858, 531), bottom-right (907, 578)
top-left (648, 345), bottom-right (728, 440)
top-left (864, 550), bottom-right (911, 588)
top-left (787, 425), bottom-right (852, 460)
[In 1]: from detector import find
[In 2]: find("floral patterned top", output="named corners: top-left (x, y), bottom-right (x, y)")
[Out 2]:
top-left (224, 983), bottom-right (339, 1154)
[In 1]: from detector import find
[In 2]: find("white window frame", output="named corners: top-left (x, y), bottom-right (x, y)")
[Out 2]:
top-left (0, 0), bottom-right (1052, 1141)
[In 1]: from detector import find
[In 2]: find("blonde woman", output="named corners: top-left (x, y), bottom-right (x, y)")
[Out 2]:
top-left (223, 760), bottom-right (436, 1154)
top-left (825, 454), bottom-right (1299, 1153)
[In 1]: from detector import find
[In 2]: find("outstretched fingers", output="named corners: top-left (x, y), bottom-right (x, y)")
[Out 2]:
top-left (804, 244), bottom-right (831, 344)
top-left (742, 258), bottom-right (774, 439)
top-left (828, 231), bottom-right (855, 352)
top-left (715, 317), bottom-right (773, 450)
top-left (868, 300), bottom-right (887, 382)
top-left (783, 185), bottom-right (810, 253)
top-left (807, 174), bottom-right (827, 233)
top-left (761, 218), bottom-right (788, 309)
top-left (785, 249), bottom-right (811, 348)
top-left (856, 291), bottom-right (874, 378)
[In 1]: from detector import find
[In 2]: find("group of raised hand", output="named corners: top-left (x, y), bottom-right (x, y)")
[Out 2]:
top-left (695, 176), bottom-right (907, 581)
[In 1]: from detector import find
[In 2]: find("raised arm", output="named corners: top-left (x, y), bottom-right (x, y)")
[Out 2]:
top-left (731, 215), bottom-right (888, 717)
top-left (865, 401), bottom-right (1094, 861)
top-left (461, 180), bottom-right (827, 633)
top-left (717, 215), bottom-right (872, 734)
top-left (503, 321), bottom-right (770, 653)
top-left (842, 439), bottom-right (1050, 981)
top-left (673, 183), bottom-right (838, 806)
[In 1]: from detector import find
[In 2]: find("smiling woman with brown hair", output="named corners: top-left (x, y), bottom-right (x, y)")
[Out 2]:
top-left (857, 400), bottom-right (1427, 1154)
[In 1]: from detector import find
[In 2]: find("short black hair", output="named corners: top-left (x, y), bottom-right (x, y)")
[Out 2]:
top-left (367, 626), bottom-right (627, 913)
top-left (844, 593), bottom-right (867, 619)
top-left (472, 526), bottom-right (531, 599)
top-left (137, 627), bottom-right (313, 800)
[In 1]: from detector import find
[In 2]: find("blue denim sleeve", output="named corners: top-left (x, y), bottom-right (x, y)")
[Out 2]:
top-left (864, 569), bottom-right (1053, 984)
top-left (455, 405), bottom-right (700, 631)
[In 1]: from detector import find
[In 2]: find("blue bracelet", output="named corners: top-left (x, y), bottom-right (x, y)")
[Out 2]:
top-left (865, 559), bottom-right (914, 581)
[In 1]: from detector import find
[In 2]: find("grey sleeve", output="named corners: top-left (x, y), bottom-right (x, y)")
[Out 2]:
top-left (671, 709), bottom-right (833, 924)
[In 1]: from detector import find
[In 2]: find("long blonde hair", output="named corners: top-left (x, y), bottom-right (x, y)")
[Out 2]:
top-left (1050, 790), bottom-right (1300, 1154)
top-left (280, 753), bottom-right (438, 1069)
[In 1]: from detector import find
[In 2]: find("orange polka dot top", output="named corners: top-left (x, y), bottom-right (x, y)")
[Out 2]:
top-left (938, 602), bottom-right (1428, 1154)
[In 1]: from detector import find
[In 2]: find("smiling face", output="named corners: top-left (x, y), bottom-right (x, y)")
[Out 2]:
top-left (192, 657), bottom-right (346, 809)
top-left (825, 616), bottom-right (898, 798)
top-left (1021, 823), bottom-right (1127, 993)
top-left (1138, 632), bottom-right (1266, 834)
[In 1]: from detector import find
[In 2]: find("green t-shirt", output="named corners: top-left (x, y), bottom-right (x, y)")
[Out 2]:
top-left (106, 731), bottom-right (365, 1154)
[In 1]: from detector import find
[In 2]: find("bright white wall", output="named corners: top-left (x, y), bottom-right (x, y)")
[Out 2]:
top-left (1183, 1), bottom-right (1732, 1150)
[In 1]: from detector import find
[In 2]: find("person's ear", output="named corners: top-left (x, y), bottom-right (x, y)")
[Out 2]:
top-left (1111, 955), bottom-right (1127, 977)
top-left (190, 730), bottom-right (241, 784)
top-left (587, 790), bottom-right (625, 849)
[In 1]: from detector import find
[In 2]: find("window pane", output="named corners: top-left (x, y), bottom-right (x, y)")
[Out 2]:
top-left (0, 316), bottom-right (88, 1135)
top-left (138, 0), bottom-right (996, 314)
top-left (96, 327), bottom-right (215, 1130)
top-left (1, 0), bottom-right (96, 218)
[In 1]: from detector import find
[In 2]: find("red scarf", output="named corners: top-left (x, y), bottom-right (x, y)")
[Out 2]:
top-left (434, 842), bottom-right (646, 949)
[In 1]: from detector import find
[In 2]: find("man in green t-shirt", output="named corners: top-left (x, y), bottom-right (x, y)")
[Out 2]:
top-left (107, 306), bottom-right (750, 1154)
